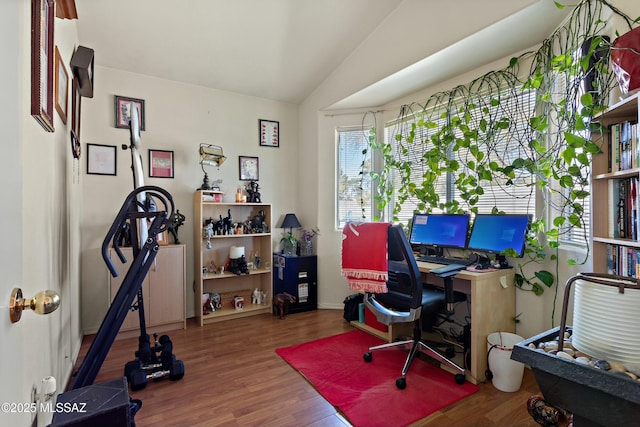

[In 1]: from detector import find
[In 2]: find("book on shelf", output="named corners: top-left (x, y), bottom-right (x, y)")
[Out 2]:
top-left (610, 177), bottom-right (640, 241)
top-left (606, 243), bottom-right (640, 278)
top-left (608, 120), bottom-right (639, 172)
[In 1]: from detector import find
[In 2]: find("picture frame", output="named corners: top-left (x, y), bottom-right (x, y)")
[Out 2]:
top-left (157, 230), bottom-right (169, 246)
top-left (71, 78), bottom-right (81, 139)
top-left (87, 143), bottom-right (117, 176)
top-left (114, 95), bottom-right (145, 130)
top-left (30, 0), bottom-right (55, 132)
top-left (149, 149), bottom-right (174, 178)
top-left (239, 156), bottom-right (259, 181)
top-left (54, 46), bottom-right (69, 124)
top-left (259, 119), bottom-right (279, 147)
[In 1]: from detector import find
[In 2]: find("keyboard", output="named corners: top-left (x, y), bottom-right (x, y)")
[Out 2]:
top-left (417, 255), bottom-right (473, 266)
top-left (430, 263), bottom-right (467, 276)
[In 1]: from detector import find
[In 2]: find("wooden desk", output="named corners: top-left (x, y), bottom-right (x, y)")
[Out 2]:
top-left (351, 262), bottom-right (515, 385)
top-left (419, 262), bottom-right (515, 384)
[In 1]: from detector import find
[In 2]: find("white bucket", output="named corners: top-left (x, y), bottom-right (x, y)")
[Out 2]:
top-left (487, 332), bottom-right (525, 392)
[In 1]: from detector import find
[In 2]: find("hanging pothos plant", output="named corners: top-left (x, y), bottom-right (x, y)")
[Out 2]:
top-left (361, 0), bottom-right (639, 324)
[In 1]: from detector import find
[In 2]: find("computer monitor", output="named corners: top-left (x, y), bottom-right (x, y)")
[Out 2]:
top-left (409, 213), bottom-right (470, 255)
top-left (467, 214), bottom-right (530, 258)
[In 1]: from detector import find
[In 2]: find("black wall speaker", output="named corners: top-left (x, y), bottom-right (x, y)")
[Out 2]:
top-left (70, 46), bottom-right (94, 98)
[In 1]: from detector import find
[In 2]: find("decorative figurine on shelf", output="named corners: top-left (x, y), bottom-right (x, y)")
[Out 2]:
top-left (168, 210), bottom-right (186, 244)
top-left (250, 210), bottom-right (267, 233)
top-left (222, 209), bottom-right (233, 235)
top-left (208, 260), bottom-right (217, 274)
top-left (261, 290), bottom-right (268, 305)
top-left (203, 219), bottom-right (214, 249)
top-left (234, 296), bottom-right (244, 310)
top-left (202, 293), bottom-right (211, 315)
top-left (273, 292), bottom-right (297, 319)
top-left (246, 180), bottom-right (261, 203)
top-left (252, 288), bottom-right (261, 305)
top-left (228, 255), bottom-right (250, 275)
top-left (209, 292), bottom-right (222, 310)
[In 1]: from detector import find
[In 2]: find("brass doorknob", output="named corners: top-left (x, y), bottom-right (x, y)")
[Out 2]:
top-left (9, 288), bottom-right (61, 323)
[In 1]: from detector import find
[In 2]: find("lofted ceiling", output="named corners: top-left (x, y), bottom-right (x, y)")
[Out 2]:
top-left (74, 0), bottom-right (570, 108)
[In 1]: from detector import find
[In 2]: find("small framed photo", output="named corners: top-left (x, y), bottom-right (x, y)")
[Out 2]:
top-left (54, 46), bottom-right (69, 125)
top-left (157, 230), bottom-right (169, 246)
top-left (87, 143), bottom-right (117, 176)
top-left (149, 149), bottom-right (174, 178)
top-left (239, 156), bottom-right (259, 181)
top-left (259, 119), bottom-right (279, 147)
top-left (114, 95), bottom-right (145, 130)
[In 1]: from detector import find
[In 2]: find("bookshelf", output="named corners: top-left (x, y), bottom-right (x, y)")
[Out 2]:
top-left (592, 91), bottom-right (640, 276)
top-left (193, 191), bottom-right (273, 326)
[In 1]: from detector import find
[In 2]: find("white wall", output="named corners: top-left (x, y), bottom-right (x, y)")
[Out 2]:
top-left (79, 68), bottom-right (299, 333)
top-left (0, 3), bottom-right (82, 426)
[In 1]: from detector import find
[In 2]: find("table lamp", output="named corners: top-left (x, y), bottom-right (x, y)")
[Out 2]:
top-left (280, 213), bottom-right (302, 237)
top-left (199, 144), bottom-right (226, 190)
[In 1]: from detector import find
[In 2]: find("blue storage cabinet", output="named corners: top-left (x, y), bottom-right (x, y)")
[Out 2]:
top-left (272, 254), bottom-right (317, 314)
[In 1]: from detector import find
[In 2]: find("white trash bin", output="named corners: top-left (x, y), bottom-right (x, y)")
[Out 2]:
top-left (487, 332), bottom-right (525, 392)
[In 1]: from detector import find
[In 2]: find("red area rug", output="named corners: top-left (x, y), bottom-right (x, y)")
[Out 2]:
top-left (276, 329), bottom-right (479, 427)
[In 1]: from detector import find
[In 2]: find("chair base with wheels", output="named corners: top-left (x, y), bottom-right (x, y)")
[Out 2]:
top-left (363, 290), bottom-right (466, 389)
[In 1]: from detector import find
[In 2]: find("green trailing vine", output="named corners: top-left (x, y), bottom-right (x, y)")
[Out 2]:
top-left (363, 0), bottom-right (639, 325)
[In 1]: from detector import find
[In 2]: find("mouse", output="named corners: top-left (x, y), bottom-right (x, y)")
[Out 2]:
top-left (475, 263), bottom-right (489, 270)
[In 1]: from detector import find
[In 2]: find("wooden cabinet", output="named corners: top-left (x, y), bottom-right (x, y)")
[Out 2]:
top-left (193, 192), bottom-right (272, 326)
top-left (591, 92), bottom-right (640, 275)
top-left (108, 244), bottom-right (186, 338)
top-left (272, 254), bottom-right (317, 314)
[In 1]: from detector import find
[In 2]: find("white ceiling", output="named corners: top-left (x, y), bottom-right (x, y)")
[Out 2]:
top-left (74, 0), bottom-right (570, 108)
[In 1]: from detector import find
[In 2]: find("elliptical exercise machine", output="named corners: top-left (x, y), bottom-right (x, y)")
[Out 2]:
top-left (117, 104), bottom-right (185, 391)
top-left (71, 105), bottom-right (184, 425)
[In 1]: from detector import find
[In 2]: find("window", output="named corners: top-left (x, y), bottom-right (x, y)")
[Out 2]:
top-left (336, 126), bottom-right (373, 228)
top-left (543, 45), bottom-right (592, 247)
top-left (384, 87), bottom-right (537, 227)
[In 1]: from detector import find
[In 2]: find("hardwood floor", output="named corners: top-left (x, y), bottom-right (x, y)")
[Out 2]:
top-left (71, 309), bottom-right (541, 427)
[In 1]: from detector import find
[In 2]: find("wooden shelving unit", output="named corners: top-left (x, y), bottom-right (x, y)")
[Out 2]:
top-left (591, 91), bottom-right (640, 275)
top-left (193, 191), bottom-right (272, 326)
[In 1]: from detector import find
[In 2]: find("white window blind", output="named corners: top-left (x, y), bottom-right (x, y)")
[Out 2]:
top-left (546, 62), bottom-right (591, 247)
top-left (384, 88), bottom-right (537, 227)
top-left (336, 126), bottom-right (373, 228)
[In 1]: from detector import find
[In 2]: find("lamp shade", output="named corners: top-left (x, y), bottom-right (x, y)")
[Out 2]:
top-left (572, 276), bottom-right (640, 365)
top-left (280, 213), bottom-right (301, 230)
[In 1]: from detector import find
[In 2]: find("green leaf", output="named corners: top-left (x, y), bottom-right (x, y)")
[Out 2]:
top-left (532, 283), bottom-right (544, 296)
top-left (564, 132), bottom-right (586, 148)
top-left (534, 270), bottom-right (554, 288)
top-left (580, 92), bottom-right (593, 107)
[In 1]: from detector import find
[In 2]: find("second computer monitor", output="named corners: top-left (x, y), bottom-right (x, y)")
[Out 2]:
top-left (467, 214), bottom-right (530, 257)
top-left (409, 213), bottom-right (470, 252)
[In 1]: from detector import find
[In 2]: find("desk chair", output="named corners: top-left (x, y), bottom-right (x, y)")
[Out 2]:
top-left (362, 225), bottom-right (466, 389)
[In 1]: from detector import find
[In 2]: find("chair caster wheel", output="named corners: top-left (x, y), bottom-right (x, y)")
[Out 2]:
top-left (455, 374), bottom-right (465, 385)
top-left (363, 352), bottom-right (372, 362)
top-left (395, 377), bottom-right (406, 389)
top-left (445, 347), bottom-right (455, 358)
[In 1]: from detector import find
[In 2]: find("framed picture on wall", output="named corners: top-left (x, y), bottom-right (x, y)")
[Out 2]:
top-left (239, 156), bottom-right (259, 181)
top-left (259, 119), bottom-right (279, 147)
top-left (149, 149), bottom-right (174, 178)
top-left (114, 95), bottom-right (146, 130)
top-left (54, 46), bottom-right (69, 124)
top-left (87, 143), bottom-right (117, 176)
top-left (30, 0), bottom-right (55, 132)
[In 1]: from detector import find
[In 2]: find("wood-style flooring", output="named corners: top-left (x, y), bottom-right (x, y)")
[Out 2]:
top-left (71, 309), bottom-right (542, 427)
